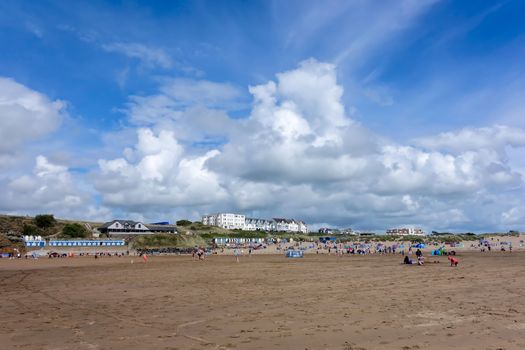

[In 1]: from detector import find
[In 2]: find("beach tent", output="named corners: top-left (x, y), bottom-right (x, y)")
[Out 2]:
top-left (285, 250), bottom-right (304, 258)
top-left (431, 246), bottom-right (447, 255)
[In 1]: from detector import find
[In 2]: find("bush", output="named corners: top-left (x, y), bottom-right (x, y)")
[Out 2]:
top-left (404, 236), bottom-right (424, 243)
top-left (62, 223), bottom-right (89, 238)
top-left (34, 214), bottom-right (56, 229)
top-left (23, 224), bottom-right (41, 236)
top-left (176, 220), bottom-right (192, 226)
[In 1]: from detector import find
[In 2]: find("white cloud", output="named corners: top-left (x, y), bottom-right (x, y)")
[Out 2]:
top-left (159, 78), bottom-right (243, 108)
top-left (0, 77), bottom-right (64, 155)
top-left (122, 78), bottom-right (244, 144)
top-left (95, 128), bottom-right (228, 212)
top-left (502, 207), bottom-right (525, 225)
top-left (0, 155), bottom-right (110, 221)
top-left (0, 78), bottom-right (110, 221)
top-left (217, 60), bottom-right (525, 229)
top-left (376, 144), bottom-right (522, 195)
top-left (102, 42), bottom-right (172, 69)
top-left (3, 61), bottom-right (522, 230)
top-left (93, 59), bottom-right (525, 230)
top-left (414, 125), bottom-right (525, 154)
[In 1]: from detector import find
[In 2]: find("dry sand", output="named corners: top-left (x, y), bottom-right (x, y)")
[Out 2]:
top-left (1, 252), bottom-right (524, 350)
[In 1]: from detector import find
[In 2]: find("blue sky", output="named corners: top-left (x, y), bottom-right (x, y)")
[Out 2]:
top-left (1, 0), bottom-right (525, 232)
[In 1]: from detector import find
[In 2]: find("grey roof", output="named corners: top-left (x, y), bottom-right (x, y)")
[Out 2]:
top-left (246, 218), bottom-right (272, 223)
top-left (273, 218), bottom-right (298, 224)
top-left (98, 220), bottom-right (140, 229)
top-left (273, 218), bottom-right (288, 223)
top-left (145, 224), bottom-right (177, 232)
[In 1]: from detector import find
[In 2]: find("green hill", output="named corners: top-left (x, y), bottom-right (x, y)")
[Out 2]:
top-left (0, 214), bottom-right (102, 240)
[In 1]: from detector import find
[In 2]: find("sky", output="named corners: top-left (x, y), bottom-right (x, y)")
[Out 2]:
top-left (1, 0), bottom-right (525, 233)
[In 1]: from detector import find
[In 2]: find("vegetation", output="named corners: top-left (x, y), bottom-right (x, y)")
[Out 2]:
top-left (199, 231), bottom-right (268, 241)
top-left (34, 214), bottom-right (56, 229)
top-left (132, 234), bottom-right (207, 248)
top-left (0, 231), bottom-right (25, 253)
top-left (18, 214), bottom-right (59, 237)
top-left (367, 235), bottom-right (398, 242)
top-left (22, 223), bottom-right (41, 236)
top-left (335, 235), bottom-right (360, 243)
top-left (0, 213), bottom-right (521, 250)
top-left (431, 235), bottom-right (463, 243)
top-left (176, 219), bottom-right (192, 226)
top-left (61, 223), bottom-right (90, 238)
top-left (188, 221), bottom-right (214, 230)
top-left (402, 235), bottom-right (425, 243)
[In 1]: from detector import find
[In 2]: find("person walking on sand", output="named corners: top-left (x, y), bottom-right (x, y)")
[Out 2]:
top-left (234, 248), bottom-right (240, 263)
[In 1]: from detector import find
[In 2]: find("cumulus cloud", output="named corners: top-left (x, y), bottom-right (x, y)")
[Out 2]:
top-left (0, 78), bottom-right (111, 221)
top-left (93, 58), bottom-right (525, 230)
top-left (0, 155), bottom-right (110, 220)
top-left (0, 77), bottom-right (64, 155)
top-left (376, 144), bottom-right (522, 195)
top-left (122, 78), bottom-right (244, 145)
top-left (502, 207), bottom-right (525, 225)
top-left (414, 125), bottom-right (525, 154)
top-left (210, 59), bottom-right (523, 198)
top-left (95, 128), bottom-right (228, 213)
top-left (0, 59), bottom-right (507, 229)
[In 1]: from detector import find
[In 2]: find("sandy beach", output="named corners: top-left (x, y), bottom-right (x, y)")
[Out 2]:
top-left (1, 251), bottom-right (524, 350)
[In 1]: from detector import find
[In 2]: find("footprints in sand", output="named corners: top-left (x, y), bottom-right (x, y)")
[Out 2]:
top-left (4, 254), bottom-right (525, 349)
top-left (342, 341), bottom-right (366, 350)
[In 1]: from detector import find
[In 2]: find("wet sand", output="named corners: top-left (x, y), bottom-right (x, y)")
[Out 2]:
top-left (1, 252), bottom-right (524, 349)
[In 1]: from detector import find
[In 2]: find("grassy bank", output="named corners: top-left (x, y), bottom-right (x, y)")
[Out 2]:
top-left (131, 234), bottom-right (207, 249)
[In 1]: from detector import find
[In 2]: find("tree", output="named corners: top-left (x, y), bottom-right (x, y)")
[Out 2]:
top-left (23, 223), bottom-right (41, 236)
top-left (176, 220), bottom-right (192, 226)
top-left (62, 223), bottom-right (89, 238)
top-left (34, 214), bottom-right (56, 229)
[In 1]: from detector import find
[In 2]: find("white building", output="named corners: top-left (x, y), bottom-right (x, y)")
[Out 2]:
top-left (201, 214), bottom-right (216, 226)
top-left (297, 221), bottom-right (308, 234)
top-left (202, 213), bottom-right (245, 230)
top-left (245, 218), bottom-right (274, 231)
top-left (202, 213), bottom-right (308, 233)
top-left (272, 218), bottom-right (308, 233)
top-left (272, 218), bottom-right (290, 231)
top-left (386, 228), bottom-right (425, 236)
